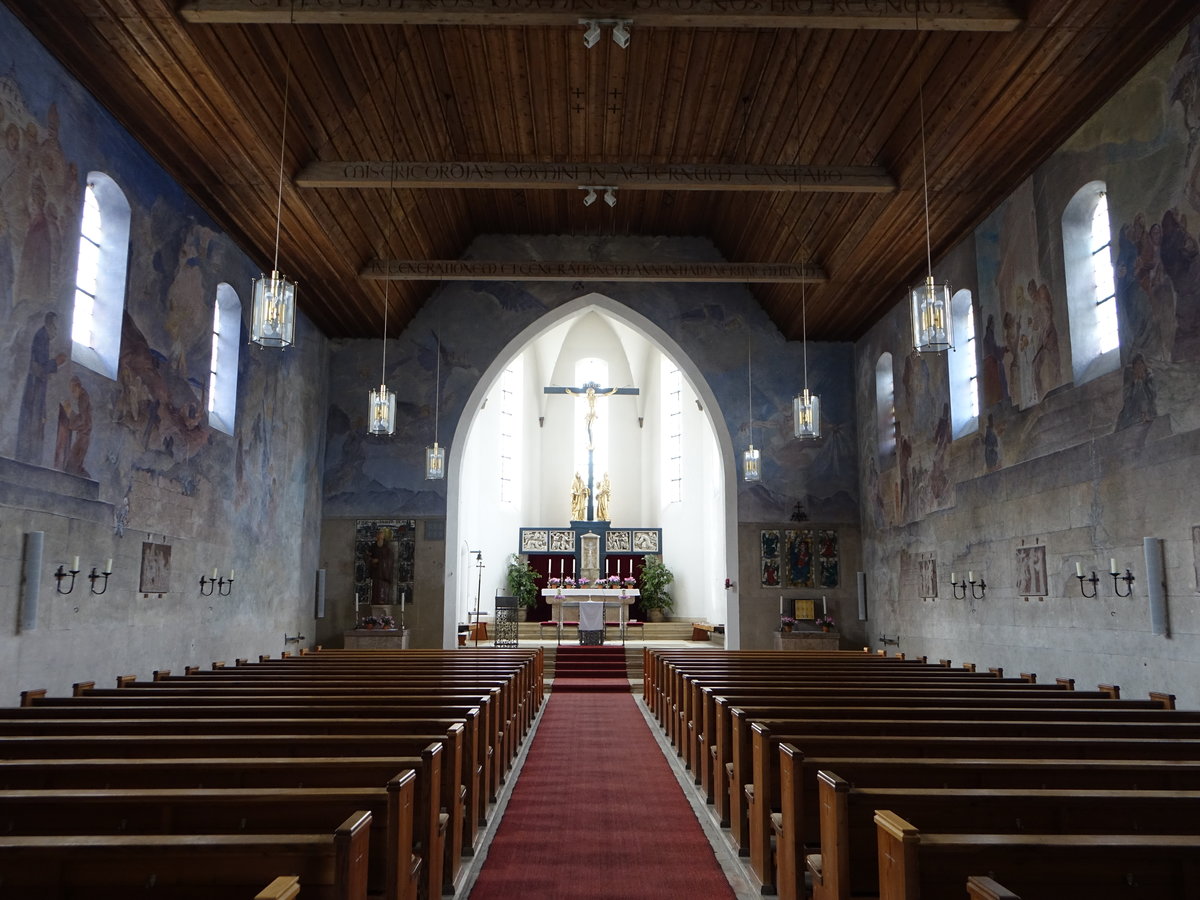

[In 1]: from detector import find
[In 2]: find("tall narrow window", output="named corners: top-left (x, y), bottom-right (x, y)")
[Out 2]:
top-left (875, 352), bottom-right (896, 468)
top-left (948, 290), bottom-right (980, 439)
top-left (498, 357), bottom-right (523, 504)
top-left (70, 173), bottom-right (130, 380)
top-left (1063, 181), bottom-right (1120, 384)
top-left (662, 361), bottom-right (683, 504)
top-left (207, 283), bottom-right (241, 435)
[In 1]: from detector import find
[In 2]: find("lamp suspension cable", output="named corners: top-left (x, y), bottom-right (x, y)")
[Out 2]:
top-left (744, 335), bottom-right (760, 481)
top-left (369, 27), bottom-right (401, 435)
top-left (271, 52), bottom-right (289, 276)
top-left (909, 22), bottom-right (952, 353)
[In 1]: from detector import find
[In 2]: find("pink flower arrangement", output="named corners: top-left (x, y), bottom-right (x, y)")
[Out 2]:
top-left (562, 577), bottom-right (577, 589)
top-left (605, 575), bottom-right (621, 587)
top-left (548, 576), bottom-right (562, 588)
top-left (622, 576), bottom-right (637, 587)
top-left (577, 577), bottom-right (591, 588)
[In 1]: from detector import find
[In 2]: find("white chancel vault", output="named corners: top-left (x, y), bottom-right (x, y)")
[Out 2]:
top-left (442, 295), bottom-right (739, 648)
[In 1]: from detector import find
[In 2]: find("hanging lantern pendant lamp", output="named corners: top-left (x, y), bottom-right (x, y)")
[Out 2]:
top-left (794, 262), bottom-right (821, 440)
top-left (425, 334), bottom-right (445, 480)
top-left (910, 57), bottom-right (953, 354)
top-left (743, 337), bottom-right (761, 482)
top-left (250, 35), bottom-right (297, 349)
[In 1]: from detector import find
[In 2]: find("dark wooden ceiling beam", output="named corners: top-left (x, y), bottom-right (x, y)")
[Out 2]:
top-left (363, 259), bottom-right (827, 282)
top-left (179, 0), bottom-right (1023, 31)
top-left (296, 160), bottom-right (897, 191)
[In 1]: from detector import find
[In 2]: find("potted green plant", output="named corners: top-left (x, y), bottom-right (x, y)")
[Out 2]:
top-left (638, 555), bottom-right (675, 622)
top-left (505, 554), bottom-right (542, 621)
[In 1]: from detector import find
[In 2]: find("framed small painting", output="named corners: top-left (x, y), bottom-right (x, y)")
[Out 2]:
top-left (139, 541), bottom-right (171, 594)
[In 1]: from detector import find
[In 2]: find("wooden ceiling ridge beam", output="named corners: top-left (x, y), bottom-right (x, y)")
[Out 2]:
top-left (179, 1), bottom-right (1024, 32)
top-left (296, 159), bottom-right (897, 192)
top-left (361, 258), bottom-right (828, 283)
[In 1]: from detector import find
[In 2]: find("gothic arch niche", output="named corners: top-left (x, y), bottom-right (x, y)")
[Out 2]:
top-left (442, 294), bottom-right (740, 648)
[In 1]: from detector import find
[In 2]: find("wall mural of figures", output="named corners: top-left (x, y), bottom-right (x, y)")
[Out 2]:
top-left (0, 4), bottom-right (327, 558)
top-left (761, 527), bottom-right (839, 589)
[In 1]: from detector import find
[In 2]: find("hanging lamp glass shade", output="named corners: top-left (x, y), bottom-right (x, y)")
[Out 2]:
top-left (793, 389), bottom-right (821, 440)
top-left (425, 441), bottom-right (446, 480)
top-left (368, 384), bottom-right (396, 436)
top-left (911, 275), bottom-right (953, 353)
top-left (250, 270), bottom-right (297, 349)
top-left (743, 445), bottom-right (761, 482)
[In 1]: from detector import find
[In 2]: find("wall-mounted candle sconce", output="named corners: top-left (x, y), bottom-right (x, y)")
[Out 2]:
top-left (1109, 558), bottom-right (1135, 597)
top-left (200, 569), bottom-right (235, 596)
top-left (950, 571), bottom-right (986, 600)
top-left (88, 559), bottom-right (114, 595)
top-left (1075, 562), bottom-right (1100, 598)
top-left (55, 556), bottom-right (81, 594)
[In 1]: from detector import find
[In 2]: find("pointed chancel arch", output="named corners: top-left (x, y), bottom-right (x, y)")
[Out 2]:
top-left (442, 293), bottom-right (741, 649)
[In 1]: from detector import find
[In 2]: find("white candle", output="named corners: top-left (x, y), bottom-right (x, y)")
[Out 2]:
top-left (212, 568), bottom-right (218, 580)
top-left (72, 556), bottom-right (79, 571)
top-left (105, 559), bottom-right (113, 574)
top-left (950, 572), bottom-right (957, 584)
top-left (1110, 558), bottom-right (1118, 574)
top-left (1076, 562), bottom-right (1083, 577)
top-left (229, 569), bottom-right (235, 580)
top-left (401, 591), bottom-right (406, 611)
top-left (780, 595), bottom-right (784, 616)
top-left (968, 571), bottom-right (974, 583)
top-left (822, 596), bottom-right (827, 615)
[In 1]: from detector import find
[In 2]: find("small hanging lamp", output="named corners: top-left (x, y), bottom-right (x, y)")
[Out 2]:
top-left (743, 337), bottom-right (761, 482)
top-left (910, 62), bottom-right (953, 353)
top-left (250, 35), bottom-right (297, 349)
top-left (794, 262), bottom-right (821, 440)
top-left (367, 285), bottom-right (395, 435)
top-left (425, 333), bottom-right (445, 480)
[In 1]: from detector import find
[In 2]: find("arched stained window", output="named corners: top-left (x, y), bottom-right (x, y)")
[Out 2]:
top-left (71, 172), bottom-right (130, 379)
top-left (948, 290), bottom-right (980, 439)
top-left (875, 352), bottom-right (896, 468)
top-left (207, 283), bottom-right (241, 435)
top-left (1063, 181), bottom-right (1120, 384)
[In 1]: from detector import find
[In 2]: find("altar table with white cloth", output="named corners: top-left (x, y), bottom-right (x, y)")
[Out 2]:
top-left (541, 589), bottom-right (640, 644)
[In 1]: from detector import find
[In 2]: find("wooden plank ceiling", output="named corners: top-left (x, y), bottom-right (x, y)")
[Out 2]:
top-left (4, 0), bottom-right (1196, 341)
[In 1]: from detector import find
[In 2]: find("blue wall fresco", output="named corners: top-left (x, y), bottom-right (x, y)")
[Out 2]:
top-left (323, 234), bottom-right (859, 525)
top-left (0, 5), bottom-right (326, 603)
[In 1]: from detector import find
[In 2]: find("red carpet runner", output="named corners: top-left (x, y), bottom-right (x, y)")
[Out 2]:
top-left (469, 691), bottom-right (736, 899)
top-left (552, 646), bottom-right (629, 693)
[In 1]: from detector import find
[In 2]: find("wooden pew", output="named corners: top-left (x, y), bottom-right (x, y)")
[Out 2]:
top-left (873, 809), bottom-right (1200, 900)
top-left (966, 875), bottom-right (1021, 900)
top-left (774, 752), bottom-right (1200, 900)
top-left (721, 690), bottom-right (1150, 854)
top-left (702, 694), bottom-right (1181, 815)
top-left (0, 729), bottom-right (461, 896)
top-left (809, 770), bottom-right (1200, 900)
top-left (0, 712), bottom-right (485, 855)
top-left (0, 809), bottom-right (373, 900)
top-left (0, 775), bottom-right (418, 900)
top-left (30, 688), bottom-right (508, 804)
top-left (0, 751), bottom-right (444, 900)
top-left (258, 875), bottom-right (302, 900)
top-left (748, 727), bottom-right (1200, 894)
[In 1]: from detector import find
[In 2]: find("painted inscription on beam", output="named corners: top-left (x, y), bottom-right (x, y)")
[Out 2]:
top-left (181, 1), bottom-right (1022, 32)
top-left (361, 259), bottom-right (826, 283)
top-left (298, 161), bottom-right (896, 193)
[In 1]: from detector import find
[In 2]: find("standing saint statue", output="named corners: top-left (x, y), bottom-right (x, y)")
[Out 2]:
top-left (595, 472), bottom-right (612, 521)
top-left (570, 472), bottom-right (589, 521)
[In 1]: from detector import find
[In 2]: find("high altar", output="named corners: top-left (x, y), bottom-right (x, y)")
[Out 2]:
top-left (540, 588), bottom-right (640, 642)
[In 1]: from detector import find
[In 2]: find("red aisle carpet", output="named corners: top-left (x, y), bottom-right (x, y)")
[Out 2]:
top-left (468, 691), bottom-right (736, 899)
